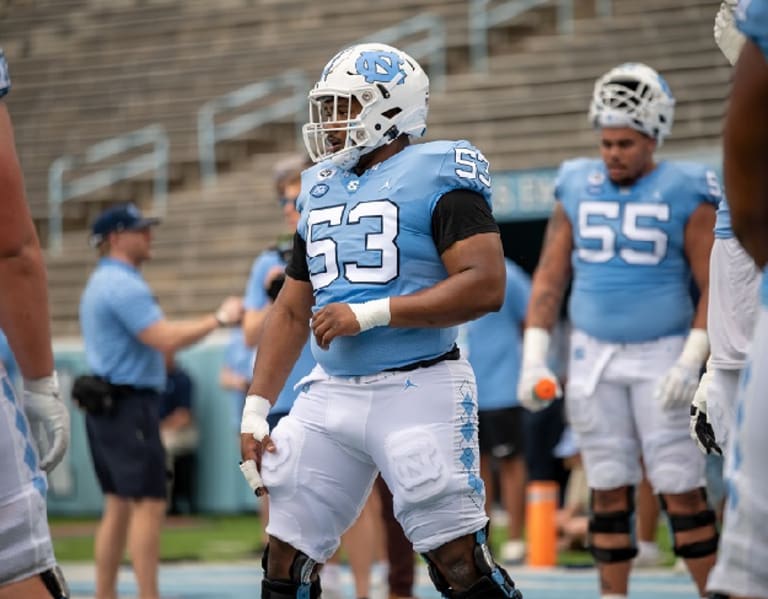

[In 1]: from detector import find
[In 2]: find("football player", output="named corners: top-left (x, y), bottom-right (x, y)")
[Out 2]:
top-left (239, 43), bottom-right (522, 599)
top-left (689, 0), bottom-right (761, 460)
top-left (707, 1), bottom-right (768, 597)
top-left (518, 63), bottom-right (719, 598)
top-left (0, 49), bottom-right (71, 599)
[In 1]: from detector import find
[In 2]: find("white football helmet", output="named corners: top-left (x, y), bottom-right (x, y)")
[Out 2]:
top-left (588, 62), bottom-right (675, 146)
top-left (302, 43), bottom-right (429, 169)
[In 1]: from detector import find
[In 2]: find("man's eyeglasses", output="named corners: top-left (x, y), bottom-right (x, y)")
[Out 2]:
top-left (278, 196), bottom-right (296, 208)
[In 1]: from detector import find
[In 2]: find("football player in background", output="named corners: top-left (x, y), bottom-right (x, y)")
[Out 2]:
top-left (707, 1), bottom-right (768, 597)
top-left (0, 49), bottom-right (71, 599)
top-left (239, 42), bottom-right (522, 599)
top-left (518, 63), bottom-right (719, 599)
top-left (690, 0), bottom-right (761, 461)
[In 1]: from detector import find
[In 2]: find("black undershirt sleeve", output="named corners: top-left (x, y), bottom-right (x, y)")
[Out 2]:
top-left (285, 232), bottom-right (310, 281)
top-left (431, 189), bottom-right (500, 255)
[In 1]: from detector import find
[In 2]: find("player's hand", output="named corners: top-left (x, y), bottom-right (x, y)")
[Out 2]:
top-left (23, 372), bottom-right (70, 473)
top-left (689, 369), bottom-right (722, 455)
top-left (655, 361), bottom-right (701, 410)
top-left (714, 0), bottom-right (746, 65)
top-left (239, 394), bottom-right (275, 496)
top-left (656, 329), bottom-right (709, 411)
top-left (517, 365), bottom-right (562, 412)
top-left (216, 296), bottom-right (244, 327)
top-left (311, 303), bottom-right (361, 349)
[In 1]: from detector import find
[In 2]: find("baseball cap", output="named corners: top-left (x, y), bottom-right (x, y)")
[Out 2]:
top-left (89, 203), bottom-right (160, 247)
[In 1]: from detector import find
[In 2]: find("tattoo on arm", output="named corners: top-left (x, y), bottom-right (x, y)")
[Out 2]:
top-left (527, 205), bottom-right (572, 329)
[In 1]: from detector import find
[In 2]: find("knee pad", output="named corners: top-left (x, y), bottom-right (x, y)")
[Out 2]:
top-left (260, 543), bottom-right (321, 599)
top-left (422, 526), bottom-right (522, 598)
top-left (588, 487), bottom-right (638, 564)
top-left (660, 489), bottom-right (719, 559)
top-left (40, 566), bottom-right (70, 599)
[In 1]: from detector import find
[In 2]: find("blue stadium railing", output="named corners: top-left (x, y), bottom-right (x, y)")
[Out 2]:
top-left (47, 125), bottom-right (169, 254)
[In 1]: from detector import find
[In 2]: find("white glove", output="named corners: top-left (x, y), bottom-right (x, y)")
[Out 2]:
top-left (714, 0), bottom-right (746, 65)
top-left (655, 329), bottom-right (709, 411)
top-left (517, 328), bottom-right (563, 412)
top-left (689, 365), bottom-right (722, 455)
top-left (23, 372), bottom-right (70, 473)
top-left (239, 394), bottom-right (271, 494)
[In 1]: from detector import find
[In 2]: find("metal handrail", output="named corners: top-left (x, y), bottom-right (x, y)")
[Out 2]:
top-left (197, 69), bottom-right (309, 186)
top-left (469, 0), bottom-right (613, 71)
top-left (48, 124), bottom-right (169, 254)
top-left (196, 15), bottom-right (447, 187)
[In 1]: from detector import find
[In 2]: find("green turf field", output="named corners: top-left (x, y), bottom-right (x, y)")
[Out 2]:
top-left (50, 514), bottom-right (676, 566)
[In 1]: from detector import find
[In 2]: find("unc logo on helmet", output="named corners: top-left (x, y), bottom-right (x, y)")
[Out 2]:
top-left (355, 51), bottom-right (406, 85)
top-left (302, 42), bottom-right (429, 170)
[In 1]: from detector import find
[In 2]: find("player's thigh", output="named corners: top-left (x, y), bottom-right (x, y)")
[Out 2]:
top-left (565, 377), bottom-right (642, 490)
top-left (261, 384), bottom-right (378, 563)
top-left (708, 309), bottom-right (768, 598)
top-left (0, 382), bottom-right (56, 586)
top-left (630, 379), bottom-right (705, 494)
top-left (370, 359), bottom-right (488, 554)
top-left (0, 574), bottom-right (55, 599)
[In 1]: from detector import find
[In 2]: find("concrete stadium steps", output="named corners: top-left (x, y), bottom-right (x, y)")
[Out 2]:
top-left (2, 0), bottom-right (730, 336)
top-left (45, 152), bottom-right (289, 337)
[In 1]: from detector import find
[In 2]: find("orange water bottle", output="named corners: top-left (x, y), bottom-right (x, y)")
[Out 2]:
top-left (534, 378), bottom-right (558, 402)
top-left (525, 480), bottom-right (558, 567)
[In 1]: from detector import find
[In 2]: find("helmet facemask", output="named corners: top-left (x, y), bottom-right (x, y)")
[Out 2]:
top-left (589, 63), bottom-right (675, 146)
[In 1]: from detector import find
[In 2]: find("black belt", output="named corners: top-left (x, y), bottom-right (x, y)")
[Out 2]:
top-left (110, 383), bottom-right (158, 396)
top-left (385, 345), bottom-right (460, 373)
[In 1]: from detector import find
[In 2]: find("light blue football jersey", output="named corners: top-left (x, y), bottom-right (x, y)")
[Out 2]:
top-left (714, 196), bottom-right (734, 239)
top-left (0, 49), bottom-right (10, 98)
top-left (737, 0), bottom-right (768, 59)
top-left (558, 158), bottom-right (720, 342)
top-left (296, 140), bottom-right (493, 376)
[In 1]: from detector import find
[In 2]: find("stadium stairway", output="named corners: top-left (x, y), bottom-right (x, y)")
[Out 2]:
top-left (0, 0), bottom-right (729, 337)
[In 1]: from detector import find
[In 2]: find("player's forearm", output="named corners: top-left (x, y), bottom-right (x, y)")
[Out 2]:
top-left (692, 285), bottom-right (710, 331)
top-left (725, 41), bottom-right (768, 267)
top-left (248, 304), bottom-right (309, 403)
top-left (525, 205), bottom-right (572, 330)
top-left (242, 308), bottom-right (268, 348)
top-left (0, 242), bottom-right (55, 379)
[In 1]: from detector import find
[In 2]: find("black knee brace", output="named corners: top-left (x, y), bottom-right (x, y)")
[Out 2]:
top-left (40, 566), bottom-right (69, 599)
top-left (660, 489), bottom-right (719, 559)
top-left (422, 526), bottom-right (523, 598)
top-left (588, 487), bottom-right (638, 563)
top-left (260, 543), bottom-right (321, 599)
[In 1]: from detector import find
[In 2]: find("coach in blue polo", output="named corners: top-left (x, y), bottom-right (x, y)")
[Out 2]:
top-left (79, 202), bottom-right (242, 599)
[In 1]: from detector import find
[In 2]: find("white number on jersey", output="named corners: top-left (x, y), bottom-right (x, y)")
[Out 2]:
top-left (306, 200), bottom-right (399, 289)
top-left (453, 148), bottom-right (491, 187)
top-left (577, 201), bottom-right (670, 265)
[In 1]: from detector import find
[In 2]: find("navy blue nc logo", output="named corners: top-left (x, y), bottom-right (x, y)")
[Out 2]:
top-left (355, 51), bottom-right (406, 85)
